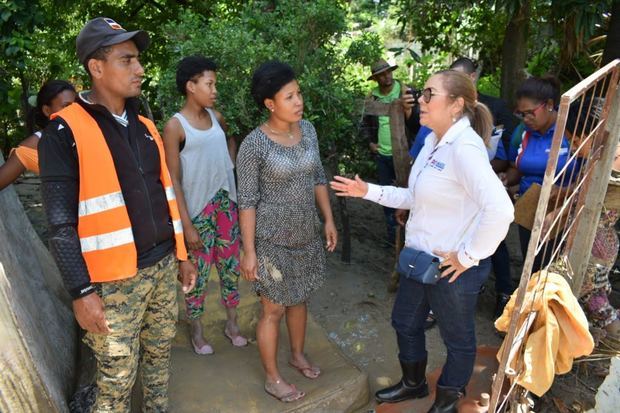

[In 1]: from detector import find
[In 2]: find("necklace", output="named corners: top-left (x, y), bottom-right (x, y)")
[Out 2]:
top-left (265, 121), bottom-right (295, 139)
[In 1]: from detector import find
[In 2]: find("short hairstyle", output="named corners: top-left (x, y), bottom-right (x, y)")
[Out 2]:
top-left (176, 55), bottom-right (218, 95)
top-left (449, 57), bottom-right (477, 74)
top-left (516, 75), bottom-right (561, 106)
top-left (251, 61), bottom-right (296, 108)
top-left (34, 80), bottom-right (76, 128)
top-left (83, 45), bottom-right (112, 77)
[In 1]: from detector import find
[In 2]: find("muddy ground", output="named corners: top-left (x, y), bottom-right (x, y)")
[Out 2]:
top-left (13, 173), bottom-right (614, 412)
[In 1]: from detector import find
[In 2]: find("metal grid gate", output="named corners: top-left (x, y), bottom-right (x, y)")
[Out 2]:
top-left (489, 59), bottom-right (620, 412)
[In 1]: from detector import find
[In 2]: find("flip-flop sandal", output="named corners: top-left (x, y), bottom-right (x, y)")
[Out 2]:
top-left (224, 329), bottom-right (248, 347)
top-left (288, 361), bottom-right (321, 379)
top-left (191, 338), bottom-right (214, 355)
top-left (264, 381), bottom-right (305, 403)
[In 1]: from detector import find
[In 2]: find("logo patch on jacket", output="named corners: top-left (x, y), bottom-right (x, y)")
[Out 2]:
top-left (429, 159), bottom-right (445, 171)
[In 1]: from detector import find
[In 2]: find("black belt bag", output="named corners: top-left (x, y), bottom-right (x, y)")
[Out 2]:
top-left (397, 247), bottom-right (442, 285)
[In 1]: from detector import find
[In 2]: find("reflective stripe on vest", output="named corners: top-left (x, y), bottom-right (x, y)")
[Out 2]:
top-left (164, 185), bottom-right (176, 201)
top-left (163, 185), bottom-right (183, 235)
top-left (78, 191), bottom-right (125, 217)
top-left (80, 227), bottom-right (134, 252)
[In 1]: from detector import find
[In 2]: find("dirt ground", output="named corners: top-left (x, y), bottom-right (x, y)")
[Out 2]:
top-left (13, 173), bottom-right (613, 412)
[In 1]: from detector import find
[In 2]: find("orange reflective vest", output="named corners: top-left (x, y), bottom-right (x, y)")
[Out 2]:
top-left (51, 103), bottom-right (187, 282)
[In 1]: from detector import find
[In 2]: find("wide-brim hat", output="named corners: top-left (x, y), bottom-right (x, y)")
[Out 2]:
top-left (77, 17), bottom-right (150, 64)
top-left (368, 59), bottom-right (398, 80)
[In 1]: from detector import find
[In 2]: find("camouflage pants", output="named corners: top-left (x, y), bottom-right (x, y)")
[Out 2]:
top-left (84, 254), bottom-right (178, 413)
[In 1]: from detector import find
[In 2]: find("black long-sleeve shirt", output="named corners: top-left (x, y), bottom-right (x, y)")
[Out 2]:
top-left (478, 92), bottom-right (515, 148)
top-left (39, 94), bottom-right (174, 298)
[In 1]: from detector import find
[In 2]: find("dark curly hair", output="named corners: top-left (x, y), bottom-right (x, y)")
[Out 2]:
top-left (251, 61), bottom-right (296, 108)
top-left (34, 80), bottom-right (76, 129)
top-left (176, 55), bottom-right (218, 96)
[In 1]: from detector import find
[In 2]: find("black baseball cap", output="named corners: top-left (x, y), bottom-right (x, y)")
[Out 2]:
top-left (76, 17), bottom-right (150, 64)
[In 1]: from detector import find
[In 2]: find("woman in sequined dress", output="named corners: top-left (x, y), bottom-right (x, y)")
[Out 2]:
top-left (236, 61), bottom-right (337, 403)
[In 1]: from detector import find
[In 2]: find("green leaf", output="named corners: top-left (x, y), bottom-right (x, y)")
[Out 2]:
top-left (408, 48), bottom-right (421, 63)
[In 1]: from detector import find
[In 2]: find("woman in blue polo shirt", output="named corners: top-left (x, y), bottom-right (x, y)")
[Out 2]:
top-left (505, 76), bottom-right (573, 272)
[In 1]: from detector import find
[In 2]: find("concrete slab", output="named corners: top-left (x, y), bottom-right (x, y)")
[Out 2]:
top-left (166, 278), bottom-right (370, 413)
top-left (0, 158), bottom-right (76, 412)
top-left (376, 346), bottom-right (499, 413)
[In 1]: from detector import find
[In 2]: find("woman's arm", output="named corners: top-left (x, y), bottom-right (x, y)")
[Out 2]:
top-left (455, 143), bottom-right (514, 266)
top-left (0, 152), bottom-right (26, 191)
top-left (239, 208), bottom-right (258, 280)
top-left (503, 163), bottom-right (523, 187)
top-left (315, 185), bottom-right (337, 252)
top-left (236, 135), bottom-right (263, 281)
top-left (331, 175), bottom-right (414, 210)
top-left (0, 134), bottom-right (39, 190)
top-left (162, 118), bottom-right (202, 251)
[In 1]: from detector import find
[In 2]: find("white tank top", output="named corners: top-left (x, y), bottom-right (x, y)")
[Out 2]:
top-left (174, 109), bottom-right (237, 219)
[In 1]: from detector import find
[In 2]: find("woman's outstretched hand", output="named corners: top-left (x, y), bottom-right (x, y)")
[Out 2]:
top-left (330, 175), bottom-right (369, 198)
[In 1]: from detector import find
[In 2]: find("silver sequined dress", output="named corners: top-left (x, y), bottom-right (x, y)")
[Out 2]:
top-left (237, 120), bottom-right (327, 306)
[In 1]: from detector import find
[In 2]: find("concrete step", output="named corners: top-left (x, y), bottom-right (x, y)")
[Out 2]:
top-left (167, 279), bottom-right (370, 412)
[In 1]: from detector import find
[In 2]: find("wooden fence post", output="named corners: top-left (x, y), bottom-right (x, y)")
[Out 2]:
top-left (362, 99), bottom-right (412, 186)
top-left (362, 98), bottom-right (412, 289)
top-left (567, 84), bottom-right (620, 293)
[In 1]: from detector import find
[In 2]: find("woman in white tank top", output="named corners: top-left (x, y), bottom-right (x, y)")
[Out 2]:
top-left (163, 56), bottom-right (247, 355)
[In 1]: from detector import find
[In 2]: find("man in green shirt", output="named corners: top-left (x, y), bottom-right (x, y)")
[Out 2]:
top-left (360, 59), bottom-right (418, 243)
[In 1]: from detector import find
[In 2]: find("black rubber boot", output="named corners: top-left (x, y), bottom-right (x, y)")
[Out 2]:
top-left (375, 359), bottom-right (429, 403)
top-left (494, 293), bottom-right (511, 319)
top-left (427, 385), bottom-right (465, 413)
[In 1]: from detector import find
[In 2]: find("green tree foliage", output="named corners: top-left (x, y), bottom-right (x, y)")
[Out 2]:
top-left (157, 0), bottom-right (377, 175)
top-left (393, 0), bottom-right (612, 103)
top-left (345, 32), bottom-right (385, 67)
top-left (0, 0), bottom-right (46, 153)
top-left (1, 0), bottom-right (381, 176)
top-left (393, 1), bottom-right (507, 74)
top-left (0, 0), bottom-right (245, 152)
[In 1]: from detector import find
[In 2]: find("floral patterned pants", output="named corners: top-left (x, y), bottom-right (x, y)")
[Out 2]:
top-left (185, 189), bottom-right (241, 319)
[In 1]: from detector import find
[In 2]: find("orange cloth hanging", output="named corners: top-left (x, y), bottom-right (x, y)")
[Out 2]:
top-left (495, 271), bottom-right (594, 396)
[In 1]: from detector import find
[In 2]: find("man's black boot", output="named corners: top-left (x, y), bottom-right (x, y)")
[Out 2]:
top-left (427, 385), bottom-right (465, 413)
top-left (375, 359), bottom-right (429, 403)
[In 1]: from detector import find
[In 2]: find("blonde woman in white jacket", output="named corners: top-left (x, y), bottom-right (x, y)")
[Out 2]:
top-left (331, 70), bottom-right (514, 413)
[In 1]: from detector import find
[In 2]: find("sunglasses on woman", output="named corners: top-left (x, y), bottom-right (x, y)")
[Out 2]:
top-left (413, 88), bottom-right (454, 103)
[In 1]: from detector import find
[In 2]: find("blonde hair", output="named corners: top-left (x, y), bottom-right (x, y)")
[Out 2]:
top-left (435, 70), bottom-right (493, 145)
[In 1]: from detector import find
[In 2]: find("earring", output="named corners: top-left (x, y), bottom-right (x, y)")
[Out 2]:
top-left (452, 116), bottom-right (457, 123)
top-left (548, 107), bottom-right (553, 112)
top-left (270, 108), bottom-right (275, 112)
